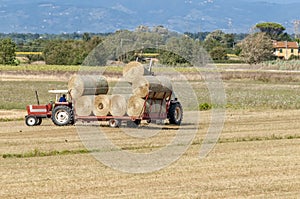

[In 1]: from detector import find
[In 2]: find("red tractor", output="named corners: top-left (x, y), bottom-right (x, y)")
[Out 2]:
top-left (25, 90), bottom-right (74, 126)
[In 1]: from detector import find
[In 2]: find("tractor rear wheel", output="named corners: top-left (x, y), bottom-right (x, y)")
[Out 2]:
top-left (168, 102), bottom-right (183, 125)
top-left (52, 106), bottom-right (73, 126)
top-left (25, 116), bottom-right (37, 126)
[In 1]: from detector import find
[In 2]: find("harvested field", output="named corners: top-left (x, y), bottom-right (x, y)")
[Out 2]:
top-left (0, 110), bottom-right (299, 198)
top-left (1, 67), bottom-right (300, 198)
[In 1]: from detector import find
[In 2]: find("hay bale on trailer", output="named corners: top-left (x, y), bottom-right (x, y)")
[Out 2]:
top-left (132, 76), bottom-right (173, 99)
top-left (74, 95), bottom-right (94, 116)
top-left (154, 76), bottom-right (173, 99)
top-left (93, 95), bottom-right (111, 116)
top-left (127, 95), bottom-right (145, 117)
top-left (123, 61), bottom-right (151, 83)
top-left (68, 75), bottom-right (109, 99)
top-left (110, 94), bottom-right (128, 116)
top-left (110, 79), bottom-right (133, 95)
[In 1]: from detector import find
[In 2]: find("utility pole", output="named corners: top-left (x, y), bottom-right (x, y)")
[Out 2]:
top-left (293, 20), bottom-right (300, 39)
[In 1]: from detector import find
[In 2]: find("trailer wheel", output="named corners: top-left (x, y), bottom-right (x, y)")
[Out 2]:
top-left (36, 118), bottom-right (42, 125)
top-left (168, 102), bottom-right (183, 125)
top-left (127, 119), bottom-right (141, 128)
top-left (52, 106), bottom-right (73, 126)
top-left (25, 116), bottom-right (37, 126)
top-left (109, 119), bottom-right (120, 128)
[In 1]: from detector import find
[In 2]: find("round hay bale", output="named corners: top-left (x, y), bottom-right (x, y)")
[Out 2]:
top-left (93, 95), bottom-right (111, 116)
top-left (110, 94), bottom-right (128, 116)
top-left (127, 96), bottom-right (145, 117)
top-left (131, 76), bottom-right (150, 98)
top-left (110, 79), bottom-right (133, 95)
top-left (74, 95), bottom-right (94, 116)
top-left (123, 61), bottom-right (150, 82)
top-left (152, 76), bottom-right (173, 99)
top-left (153, 91), bottom-right (172, 100)
top-left (68, 75), bottom-right (109, 99)
top-left (156, 76), bottom-right (173, 92)
top-left (132, 76), bottom-right (166, 98)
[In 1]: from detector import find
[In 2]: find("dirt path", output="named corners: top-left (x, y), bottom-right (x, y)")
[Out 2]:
top-left (0, 109), bottom-right (299, 198)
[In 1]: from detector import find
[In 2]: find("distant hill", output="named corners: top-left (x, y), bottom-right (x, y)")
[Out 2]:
top-left (0, 0), bottom-right (299, 33)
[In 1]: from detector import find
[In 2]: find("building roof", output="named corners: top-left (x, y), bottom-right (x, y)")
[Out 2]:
top-left (273, 41), bottom-right (299, 49)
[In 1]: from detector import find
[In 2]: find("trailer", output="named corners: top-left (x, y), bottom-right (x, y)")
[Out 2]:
top-left (25, 90), bottom-right (183, 128)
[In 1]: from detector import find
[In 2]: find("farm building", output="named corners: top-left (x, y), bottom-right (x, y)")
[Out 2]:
top-left (273, 41), bottom-right (299, 60)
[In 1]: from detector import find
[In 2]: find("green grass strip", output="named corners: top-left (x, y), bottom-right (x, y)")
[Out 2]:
top-left (2, 148), bottom-right (90, 159)
top-left (0, 118), bottom-right (23, 122)
top-left (192, 134), bottom-right (300, 145)
top-left (2, 134), bottom-right (299, 159)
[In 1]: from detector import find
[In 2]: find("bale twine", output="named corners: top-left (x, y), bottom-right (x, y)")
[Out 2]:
top-left (68, 75), bottom-right (109, 99)
top-left (93, 95), bottom-right (111, 116)
top-left (74, 95), bottom-right (94, 116)
top-left (123, 61), bottom-right (151, 82)
top-left (110, 94), bottom-right (128, 116)
top-left (127, 95), bottom-right (145, 117)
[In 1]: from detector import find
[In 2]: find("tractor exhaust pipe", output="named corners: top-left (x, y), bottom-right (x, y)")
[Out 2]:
top-left (35, 90), bottom-right (40, 105)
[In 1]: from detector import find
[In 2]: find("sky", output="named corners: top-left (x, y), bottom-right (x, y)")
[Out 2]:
top-left (246, 0), bottom-right (298, 3)
top-left (0, 0), bottom-right (299, 33)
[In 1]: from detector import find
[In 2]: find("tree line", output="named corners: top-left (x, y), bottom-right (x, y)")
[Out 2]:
top-left (0, 22), bottom-right (298, 66)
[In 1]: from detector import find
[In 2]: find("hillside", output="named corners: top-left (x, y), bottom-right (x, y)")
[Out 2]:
top-left (0, 0), bottom-right (299, 33)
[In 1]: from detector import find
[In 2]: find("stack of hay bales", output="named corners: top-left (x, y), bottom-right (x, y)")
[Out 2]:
top-left (123, 62), bottom-right (173, 117)
top-left (68, 75), bottom-right (110, 116)
top-left (68, 61), bottom-right (173, 118)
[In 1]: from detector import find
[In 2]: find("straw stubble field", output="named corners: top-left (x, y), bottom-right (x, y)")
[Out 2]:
top-left (1, 111), bottom-right (300, 198)
top-left (0, 69), bottom-right (300, 198)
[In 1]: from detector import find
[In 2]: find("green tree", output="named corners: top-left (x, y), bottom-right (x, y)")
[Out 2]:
top-left (43, 37), bottom-right (102, 65)
top-left (238, 32), bottom-right (274, 64)
top-left (83, 29), bottom-right (208, 67)
top-left (203, 30), bottom-right (224, 51)
top-left (82, 32), bottom-right (91, 42)
top-left (210, 46), bottom-right (228, 61)
top-left (255, 22), bottom-right (289, 41)
top-left (0, 38), bottom-right (17, 65)
top-left (203, 30), bottom-right (235, 52)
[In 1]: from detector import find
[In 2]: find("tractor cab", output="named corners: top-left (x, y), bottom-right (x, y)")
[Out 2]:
top-left (48, 90), bottom-right (71, 106)
top-left (48, 90), bottom-right (70, 103)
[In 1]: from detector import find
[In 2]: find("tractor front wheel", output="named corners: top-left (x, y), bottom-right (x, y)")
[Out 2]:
top-left (168, 102), bottom-right (183, 125)
top-left (52, 106), bottom-right (73, 126)
top-left (25, 116), bottom-right (37, 126)
top-left (36, 117), bottom-right (42, 125)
